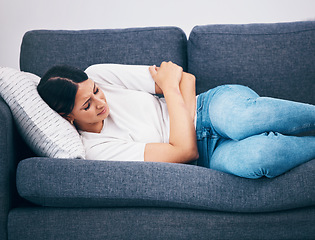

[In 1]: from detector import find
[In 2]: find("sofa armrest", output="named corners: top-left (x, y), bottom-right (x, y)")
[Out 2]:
top-left (0, 97), bottom-right (16, 240)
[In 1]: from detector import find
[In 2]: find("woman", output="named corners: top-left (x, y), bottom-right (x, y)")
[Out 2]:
top-left (38, 61), bottom-right (315, 179)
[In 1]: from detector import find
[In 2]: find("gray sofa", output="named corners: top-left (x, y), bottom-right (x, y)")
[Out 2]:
top-left (1, 21), bottom-right (315, 239)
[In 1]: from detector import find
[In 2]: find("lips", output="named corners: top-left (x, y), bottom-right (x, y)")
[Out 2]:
top-left (98, 107), bottom-right (107, 116)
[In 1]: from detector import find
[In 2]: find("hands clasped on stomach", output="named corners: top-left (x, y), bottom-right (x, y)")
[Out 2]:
top-left (144, 61), bottom-right (199, 163)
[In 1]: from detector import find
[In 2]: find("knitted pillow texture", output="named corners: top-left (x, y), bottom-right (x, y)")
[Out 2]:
top-left (0, 67), bottom-right (85, 159)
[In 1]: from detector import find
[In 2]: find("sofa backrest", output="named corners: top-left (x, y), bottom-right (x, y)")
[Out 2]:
top-left (16, 22), bottom-right (315, 159)
top-left (188, 21), bottom-right (315, 104)
top-left (20, 27), bottom-right (188, 77)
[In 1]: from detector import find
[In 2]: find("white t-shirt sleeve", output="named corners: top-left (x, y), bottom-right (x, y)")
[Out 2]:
top-left (85, 63), bottom-right (156, 94)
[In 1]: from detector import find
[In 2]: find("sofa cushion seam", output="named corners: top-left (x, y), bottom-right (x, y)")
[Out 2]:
top-left (191, 28), bottom-right (315, 37)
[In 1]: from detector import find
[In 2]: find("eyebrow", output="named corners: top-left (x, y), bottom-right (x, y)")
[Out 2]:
top-left (81, 83), bottom-right (96, 109)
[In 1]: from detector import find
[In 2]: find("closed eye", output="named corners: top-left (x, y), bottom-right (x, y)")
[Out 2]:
top-left (82, 83), bottom-right (98, 111)
top-left (84, 103), bottom-right (91, 111)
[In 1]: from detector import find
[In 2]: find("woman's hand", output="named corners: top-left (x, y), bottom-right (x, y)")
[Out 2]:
top-left (149, 61), bottom-right (183, 92)
top-left (149, 63), bottom-right (197, 122)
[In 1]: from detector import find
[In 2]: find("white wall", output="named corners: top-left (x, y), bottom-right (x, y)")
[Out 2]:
top-left (1, 0), bottom-right (314, 69)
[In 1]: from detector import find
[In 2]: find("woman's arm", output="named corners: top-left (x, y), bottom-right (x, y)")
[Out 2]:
top-left (179, 72), bottom-right (196, 121)
top-left (144, 62), bottom-right (198, 163)
top-left (154, 68), bottom-right (196, 121)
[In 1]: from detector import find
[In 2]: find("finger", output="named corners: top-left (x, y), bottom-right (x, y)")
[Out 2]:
top-left (149, 65), bottom-right (157, 77)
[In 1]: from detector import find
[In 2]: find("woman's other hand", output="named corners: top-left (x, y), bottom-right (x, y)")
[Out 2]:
top-left (149, 61), bottom-right (183, 92)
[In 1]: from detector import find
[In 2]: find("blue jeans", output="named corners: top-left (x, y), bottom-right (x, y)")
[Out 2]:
top-left (196, 85), bottom-right (315, 179)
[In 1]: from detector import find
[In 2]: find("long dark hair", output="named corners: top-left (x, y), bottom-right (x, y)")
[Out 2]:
top-left (37, 65), bottom-right (88, 117)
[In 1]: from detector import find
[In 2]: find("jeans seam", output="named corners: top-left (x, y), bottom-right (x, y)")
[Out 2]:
top-left (224, 85), bottom-right (254, 100)
top-left (286, 123), bottom-right (315, 135)
top-left (197, 95), bottom-right (204, 113)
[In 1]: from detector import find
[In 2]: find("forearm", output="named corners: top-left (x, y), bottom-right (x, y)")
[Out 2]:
top-left (147, 62), bottom-right (198, 163)
top-left (155, 72), bottom-right (196, 121)
top-left (163, 86), bottom-right (198, 161)
top-left (179, 72), bottom-right (196, 121)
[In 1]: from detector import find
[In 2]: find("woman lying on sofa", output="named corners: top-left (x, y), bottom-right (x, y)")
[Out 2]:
top-left (37, 61), bottom-right (315, 179)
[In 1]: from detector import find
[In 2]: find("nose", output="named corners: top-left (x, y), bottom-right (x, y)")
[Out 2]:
top-left (94, 96), bottom-right (105, 109)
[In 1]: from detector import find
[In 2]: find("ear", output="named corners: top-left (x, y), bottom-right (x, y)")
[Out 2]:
top-left (61, 113), bottom-right (74, 125)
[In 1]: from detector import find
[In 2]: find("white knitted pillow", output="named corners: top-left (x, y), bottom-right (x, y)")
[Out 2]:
top-left (0, 67), bottom-right (85, 159)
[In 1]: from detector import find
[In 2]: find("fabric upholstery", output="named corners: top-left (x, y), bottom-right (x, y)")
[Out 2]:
top-left (17, 157), bottom-right (315, 212)
top-left (0, 67), bottom-right (85, 159)
top-left (0, 97), bottom-right (15, 240)
top-left (20, 27), bottom-right (188, 77)
top-left (8, 206), bottom-right (315, 240)
top-left (2, 22), bottom-right (314, 239)
top-left (188, 21), bottom-right (315, 104)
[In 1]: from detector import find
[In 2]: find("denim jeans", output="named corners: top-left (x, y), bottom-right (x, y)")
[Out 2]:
top-left (196, 84), bottom-right (315, 179)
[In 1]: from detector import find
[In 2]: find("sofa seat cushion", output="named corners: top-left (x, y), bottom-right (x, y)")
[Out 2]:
top-left (17, 158), bottom-right (315, 213)
top-left (188, 21), bottom-right (315, 105)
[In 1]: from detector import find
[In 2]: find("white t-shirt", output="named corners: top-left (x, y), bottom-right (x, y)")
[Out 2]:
top-left (80, 64), bottom-right (170, 161)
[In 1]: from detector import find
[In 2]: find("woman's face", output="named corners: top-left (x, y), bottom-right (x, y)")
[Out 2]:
top-left (68, 78), bottom-right (109, 132)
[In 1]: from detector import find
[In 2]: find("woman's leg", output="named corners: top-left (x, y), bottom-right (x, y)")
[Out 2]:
top-left (210, 132), bottom-right (315, 179)
top-left (209, 85), bottom-right (315, 140)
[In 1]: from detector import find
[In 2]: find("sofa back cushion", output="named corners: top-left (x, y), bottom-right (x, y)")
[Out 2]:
top-left (188, 21), bottom-right (315, 104)
top-left (20, 27), bottom-right (188, 77)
